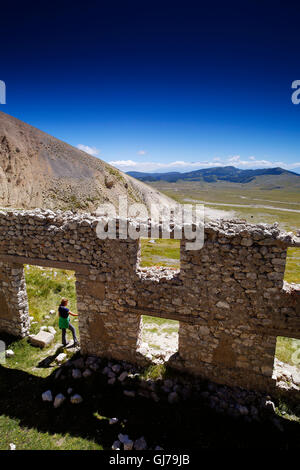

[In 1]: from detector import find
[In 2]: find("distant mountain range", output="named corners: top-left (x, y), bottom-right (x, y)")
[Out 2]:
top-left (127, 166), bottom-right (300, 184)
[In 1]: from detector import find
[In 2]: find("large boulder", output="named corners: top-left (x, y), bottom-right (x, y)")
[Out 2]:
top-left (29, 331), bottom-right (54, 348)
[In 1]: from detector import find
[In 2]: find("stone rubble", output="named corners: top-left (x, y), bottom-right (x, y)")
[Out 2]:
top-left (42, 390), bottom-right (53, 402)
top-left (70, 394), bottom-right (83, 404)
top-left (38, 352), bottom-right (300, 450)
top-left (48, 354), bottom-right (298, 426)
top-left (53, 393), bottom-right (66, 408)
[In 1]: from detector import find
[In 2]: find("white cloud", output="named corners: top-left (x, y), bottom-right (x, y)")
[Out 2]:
top-left (137, 150), bottom-right (147, 156)
top-left (110, 160), bottom-right (137, 167)
top-left (228, 155), bottom-right (241, 163)
top-left (77, 144), bottom-right (100, 156)
top-left (291, 162), bottom-right (300, 168)
top-left (108, 156), bottom-right (300, 173)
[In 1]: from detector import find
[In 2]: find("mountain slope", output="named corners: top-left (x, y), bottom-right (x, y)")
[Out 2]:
top-left (128, 166), bottom-right (300, 188)
top-left (0, 112), bottom-right (172, 211)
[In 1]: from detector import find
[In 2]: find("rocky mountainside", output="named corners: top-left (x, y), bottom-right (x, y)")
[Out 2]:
top-left (0, 111), bottom-right (172, 211)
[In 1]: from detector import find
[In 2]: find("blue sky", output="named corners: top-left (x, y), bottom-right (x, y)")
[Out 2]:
top-left (1, 1), bottom-right (300, 173)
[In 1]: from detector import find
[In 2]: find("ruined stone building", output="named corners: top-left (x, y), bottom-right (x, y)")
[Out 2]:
top-left (0, 209), bottom-right (299, 394)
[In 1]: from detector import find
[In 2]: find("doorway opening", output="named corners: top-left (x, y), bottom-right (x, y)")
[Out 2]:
top-left (24, 265), bottom-right (79, 344)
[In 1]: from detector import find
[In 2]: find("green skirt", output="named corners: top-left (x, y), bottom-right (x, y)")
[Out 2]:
top-left (59, 316), bottom-right (70, 329)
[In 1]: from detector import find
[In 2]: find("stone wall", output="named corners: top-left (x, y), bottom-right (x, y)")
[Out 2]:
top-left (0, 261), bottom-right (29, 337)
top-left (0, 209), bottom-right (299, 393)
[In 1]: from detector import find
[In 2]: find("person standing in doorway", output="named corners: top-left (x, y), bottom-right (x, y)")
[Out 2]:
top-left (58, 298), bottom-right (79, 347)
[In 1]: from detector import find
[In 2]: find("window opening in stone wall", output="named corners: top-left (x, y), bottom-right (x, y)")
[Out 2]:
top-left (138, 315), bottom-right (179, 363)
top-left (139, 238), bottom-right (180, 270)
top-left (273, 336), bottom-right (300, 391)
top-left (24, 265), bottom-right (79, 348)
top-left (284, 247), bottom-right (300, 284)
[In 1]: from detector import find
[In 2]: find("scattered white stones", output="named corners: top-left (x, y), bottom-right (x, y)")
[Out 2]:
top-left (48, 326), bottom-right (56, 335)
top-left (49, 309), bottom-right (55, 315)
top-left (53, 393), bottom-right (66, 408)
top-left (70, 394), bottom-right (83, 404)
top-left (264, 400), bottom-right (276, 414)
top-left (47, 352), bottom-right (292, 431)
top-left (109, 417), bottom-right (119, 425)
top-left (5, 349), bottom-right (14, 358)
top-left (9, 443), bottom-right (16, 450)
top-left (42, 390), bottom-right (53, 402)
top-left (56, 353), bottom-right (67, 364)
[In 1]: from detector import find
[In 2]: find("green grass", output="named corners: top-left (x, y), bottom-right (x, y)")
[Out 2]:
top-left (0, 415), bottom-right (101, 450)
top-left (285, 248), bottom-right (300, 284)
top-left (140, 238), bottom-right (180, 268)
top-left (142, 315), bottom-right (179, 335)
top-left (275, 337), bottom-right (300, 366)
